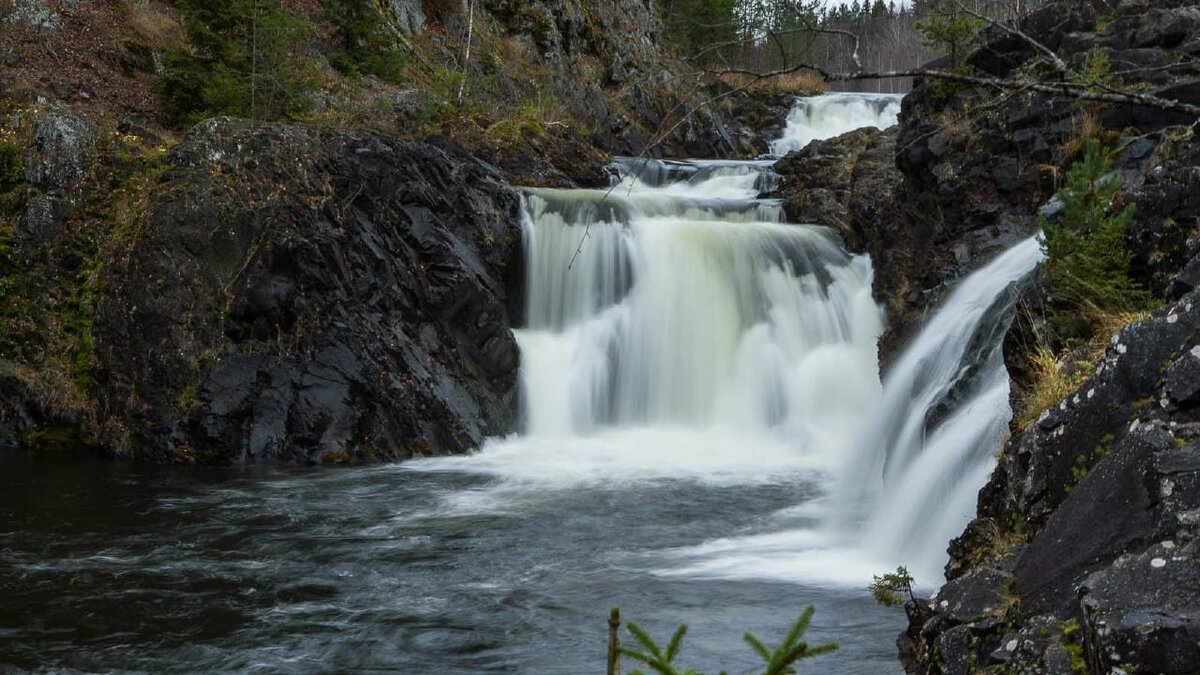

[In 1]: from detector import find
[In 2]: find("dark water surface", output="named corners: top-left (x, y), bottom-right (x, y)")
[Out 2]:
top-left (0, 450), bottom-right (902, 673)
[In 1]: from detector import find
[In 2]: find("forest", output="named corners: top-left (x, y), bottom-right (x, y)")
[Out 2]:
top-left (662, 0), bottom-right (1047, 91)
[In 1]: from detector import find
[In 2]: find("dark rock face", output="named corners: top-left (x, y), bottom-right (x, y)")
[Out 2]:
top-left (92, 119), bottom-right (523, 463)
top-left (1081, 540), bottom-right (1200, 674)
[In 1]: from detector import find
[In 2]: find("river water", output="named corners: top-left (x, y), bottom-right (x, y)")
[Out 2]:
top-left (1, 93), bottom-right (1042, 673)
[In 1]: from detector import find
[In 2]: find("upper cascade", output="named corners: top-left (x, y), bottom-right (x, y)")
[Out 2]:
top-left (771, 93), bottom-right (903, 156)
top-left (518, 158), bottom-right (882, 447)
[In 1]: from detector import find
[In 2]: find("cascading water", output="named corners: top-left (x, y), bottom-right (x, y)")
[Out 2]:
top-left (770, 93), bottom-right (903, 156)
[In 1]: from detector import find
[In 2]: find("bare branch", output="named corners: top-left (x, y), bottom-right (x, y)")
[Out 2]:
top-left (949, 0), bottom-right (1068, 73)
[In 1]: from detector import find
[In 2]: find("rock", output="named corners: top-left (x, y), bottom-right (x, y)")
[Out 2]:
top-left (933, 568), bottom-right (1014, 625)
top-left (16, 104), bottom-right (95, 255)
top-left (1080, 541), bottom-right (1200, 674)
top-left (91, 119), bottom-right (524, 463)
top-left (6, 0), bottom-right (60, 30)
top-left (1131, 7), bottom-right (1200, 49)
top-left (1164, 346), bottom-right (1200, 405)
top-left (1012, 423), bottom-right (1168, 617)
top-left (384, 0), bottom-right (425, 35)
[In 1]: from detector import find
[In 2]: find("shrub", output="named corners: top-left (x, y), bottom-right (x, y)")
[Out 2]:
top-left (1040, 139), bottom-right (1151, 341)
top-left (869, 566), bottom-right (916, 608)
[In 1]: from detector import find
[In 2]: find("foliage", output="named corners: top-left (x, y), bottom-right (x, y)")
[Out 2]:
top-left (157, 0), bottom-right (317, 124)
top-left (915, 5), bottom-right (985, 66)
top-left (661, 0), bottom-right (738, 61)
top-left (321, 0), bottom-right (407, 83)
top-left (618, 606), bottom-right (837, 675)
top-left (1071, 45), bottom-right (1121, 93)
top-left (1040, 139), bottom-right (1151, 341)
top-left (869, 566), bottom-right (916, 608)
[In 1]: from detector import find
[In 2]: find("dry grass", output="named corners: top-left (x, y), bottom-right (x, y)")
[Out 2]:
top-left (937, 106), bottom-right (975, 147)
top-left (719, 70), bottom-right (827, 95)
top-left (1013, 308), bottom-right (1150, 429)
top-left (1014, 347), bottom-right (1089, 430)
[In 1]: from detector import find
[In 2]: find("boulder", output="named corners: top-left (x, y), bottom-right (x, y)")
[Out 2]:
top-left (92, 119), bottom-right (524, 463)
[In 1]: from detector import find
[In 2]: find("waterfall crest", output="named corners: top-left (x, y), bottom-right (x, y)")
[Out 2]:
top-left (771, 93), bottom-right (902, 156)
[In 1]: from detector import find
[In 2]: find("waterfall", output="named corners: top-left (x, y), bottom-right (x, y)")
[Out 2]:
top-left (771, 93), bottom-right (903, 156)
top-left (841, 236), bottom-right (1046, 579)
top-left (516, 159), bottom-right (883, 459)
top-left (415, 94), bottom-right (1043, 590)
top-left (663, 235), bottom-right (1044, 586)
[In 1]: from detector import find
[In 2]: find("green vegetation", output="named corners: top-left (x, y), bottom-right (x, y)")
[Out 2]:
top-left (1041, 139), bottom-right (1151, 342)
top-left (869, 566), bottom-right (916, 608)
top-left (1071, 45), bottom-right (1121, 93)
top-left (1060, 619), bottom-right (1088, 674)
top-left (915, 7), bottom-right (984, 67)
top-left (661, 0), bottom-right (738, 61)
top-left (321, 0), bottom-right (407, 83)
top-left (617, 606), bottom-right (837, 675)
top-left (157, 0), bottom-right (317, 124)
top-left (0, 137), bottom-right (22, 193)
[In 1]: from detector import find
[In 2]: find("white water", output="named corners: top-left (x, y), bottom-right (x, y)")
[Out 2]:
top-left (771, 93), bottom-right (903, 156)
top-left (414, 96), bottom-right (1043, 593)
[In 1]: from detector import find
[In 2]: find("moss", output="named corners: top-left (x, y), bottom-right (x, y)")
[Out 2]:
top-left (1060, 619), bottom-right (1088, 674)
top-left (19, 424), bottom-right (85, 449)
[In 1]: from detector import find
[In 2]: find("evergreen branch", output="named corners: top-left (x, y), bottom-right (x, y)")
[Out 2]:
top-left (744, 632), bottom-right (772, 662)
top-left (666, 624), bottom-right (688, 662)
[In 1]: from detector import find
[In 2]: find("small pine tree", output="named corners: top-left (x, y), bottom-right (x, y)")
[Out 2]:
top-left (915, 6), bottom-right (984, 67)
top-left (869, 566), bottom-right (915, 608)
top-left (1040, 139), bottom-right (1151, 340)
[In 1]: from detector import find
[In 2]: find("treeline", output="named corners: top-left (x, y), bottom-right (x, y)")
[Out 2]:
top-left (662, 0), bottom-right (1047, 93)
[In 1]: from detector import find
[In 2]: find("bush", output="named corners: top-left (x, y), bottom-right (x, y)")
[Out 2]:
top-left (1040, 139), bottom-right (1151, 341)
top-left (321, 0), bottom-right (408, 83)
top-left (157, 0), bottom-right (316, 124)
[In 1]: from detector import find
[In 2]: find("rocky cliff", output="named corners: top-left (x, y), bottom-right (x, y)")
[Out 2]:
top-left (771, 1), bottom-right (1200, 672)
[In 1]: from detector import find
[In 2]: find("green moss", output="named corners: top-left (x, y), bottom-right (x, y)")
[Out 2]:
top-left (1060, 619), bottom-right (1088, 674)
top-left (19, 424), bottom-right (84, 449)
